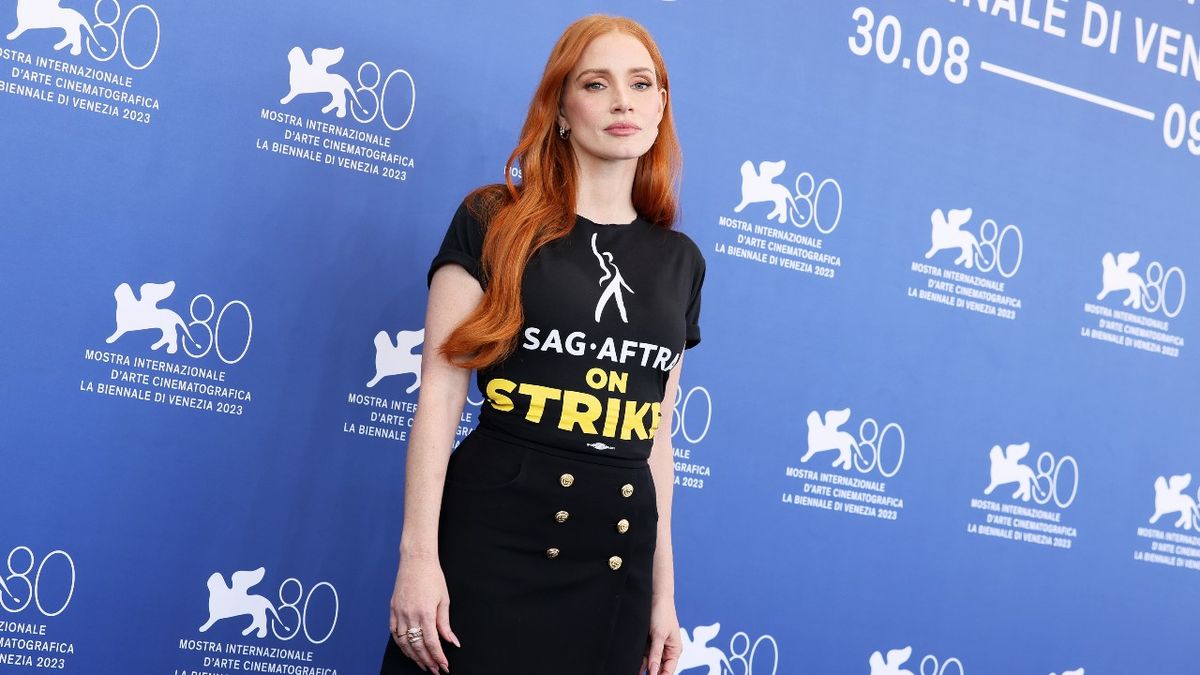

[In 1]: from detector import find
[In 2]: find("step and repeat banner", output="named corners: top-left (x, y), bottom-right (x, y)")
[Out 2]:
top-left (2, 0), bottom-right (1196, 673)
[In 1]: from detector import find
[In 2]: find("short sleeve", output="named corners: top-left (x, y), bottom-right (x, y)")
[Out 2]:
top-left (684, 252), bottom-right (705, 350)
top-left (427, 199), bottom-right (487, 290)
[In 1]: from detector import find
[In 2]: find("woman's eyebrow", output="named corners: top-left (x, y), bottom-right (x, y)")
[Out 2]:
top-left (575, 67), bottom-right (654, 80)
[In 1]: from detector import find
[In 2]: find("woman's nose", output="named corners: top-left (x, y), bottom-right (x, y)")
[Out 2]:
top-left (611, 90), bottom-right (632, 112)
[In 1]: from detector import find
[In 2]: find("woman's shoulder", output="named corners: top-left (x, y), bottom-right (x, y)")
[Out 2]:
top-left (657, 224), bottom-right (706, 266)
top-left (460, 183), bottom-right (518, 225)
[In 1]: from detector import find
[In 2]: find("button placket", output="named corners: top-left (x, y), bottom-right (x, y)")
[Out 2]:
top-left (605, 476), bottom-right (637, 571)
top-left (546, 470), bottom-right (574, 561)
top-left (543, 464), bottom-right (646, 571)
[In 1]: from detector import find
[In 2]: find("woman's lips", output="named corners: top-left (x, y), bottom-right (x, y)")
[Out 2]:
top-left (604, 124), bottom-right (639, 136)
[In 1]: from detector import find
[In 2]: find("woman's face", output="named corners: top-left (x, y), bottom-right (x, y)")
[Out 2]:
top-left (557, 31), bottom-right (666, 165)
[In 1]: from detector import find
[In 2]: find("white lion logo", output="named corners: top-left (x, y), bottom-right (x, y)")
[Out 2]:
top-left (198, 567), bottom-right (283, 638)
top-left (280, 46), bottom-right (361, 118)
top-left (677, 622), bottom-right (733, 674)
top-left (106, 281), bottom-right (197, 354)
top-left (733, 160), bottom-right (795, 224)
top-left (984, 442), bottom-right (1036, 502)
top-left (924, 207), bottom-right (979, 269)
top-left (7, 0), bottom-right (109, 57)
top-left (869, 646), bottom-right (914, 675)
top-left (366, 328), bottom-right (424, 391)
top-left (1150, 473), bottom-right (1199, 531)
top-left (1096, 251), bottom-right (1146, 309)
top-left (801, 408), bottom-right (857, 471)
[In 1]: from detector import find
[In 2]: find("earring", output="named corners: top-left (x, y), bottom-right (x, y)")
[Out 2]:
top-left (558, 125), bottom-right (569, 139)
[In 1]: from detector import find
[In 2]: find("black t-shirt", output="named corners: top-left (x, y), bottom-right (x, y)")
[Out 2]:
top-left (427, 196), bottom-right (706, 460)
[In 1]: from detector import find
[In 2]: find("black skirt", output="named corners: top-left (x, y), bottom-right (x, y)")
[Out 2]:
top-left (380, 421), bottom-right (659, 675)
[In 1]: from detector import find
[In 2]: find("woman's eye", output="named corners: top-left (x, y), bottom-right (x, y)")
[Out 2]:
top-left (585, 82), bottom-right (604, 90)
top-left (634, 81), bottom-right (651, 90)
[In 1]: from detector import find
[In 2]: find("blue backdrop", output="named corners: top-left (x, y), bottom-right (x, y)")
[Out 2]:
top-left (2, 1), bottom-right (1197, 673)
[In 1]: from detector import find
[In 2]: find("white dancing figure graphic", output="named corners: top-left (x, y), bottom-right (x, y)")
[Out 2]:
top-left (591, 232), bottom-right (635, 323)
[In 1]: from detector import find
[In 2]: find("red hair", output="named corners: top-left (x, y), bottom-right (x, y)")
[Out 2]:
top-left (437, 14), bottom-right (683, 370)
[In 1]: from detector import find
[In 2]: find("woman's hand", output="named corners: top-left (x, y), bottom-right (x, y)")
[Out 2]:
top-left (389, 554), bottom-right (460, 673)
top-left (640, 595), bottom-right (682, 675)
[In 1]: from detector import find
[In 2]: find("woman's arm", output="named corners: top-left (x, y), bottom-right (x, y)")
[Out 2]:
top-left (398, 263), bottom-right (485, 561)
top-left (648, 352), bottom-right (684, 600)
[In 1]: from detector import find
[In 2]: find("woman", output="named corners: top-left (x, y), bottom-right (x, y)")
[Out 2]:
top-left (381, 14), bottom-right (705, 675)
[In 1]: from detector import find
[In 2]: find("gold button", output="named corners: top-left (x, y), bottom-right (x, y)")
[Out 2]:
top-left (560, 473), bottom-right (575, 487)
top-left (555, 510), bottom-right (570, 523)
top-left (616, 519), bottom-right (630, 534)
top-left (546, 547), bottom-right (560, 559)
top-left (621, 483), bottom-right (634, 497)
top-left (608, 555), bottom-right (623, 570)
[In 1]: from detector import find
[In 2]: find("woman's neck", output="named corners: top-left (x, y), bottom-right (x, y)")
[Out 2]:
top-left (574, 154), bottom-right (638, 224)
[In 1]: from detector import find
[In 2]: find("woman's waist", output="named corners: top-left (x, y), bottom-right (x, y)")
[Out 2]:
top-left (473, 415), bottom-right (651, 468)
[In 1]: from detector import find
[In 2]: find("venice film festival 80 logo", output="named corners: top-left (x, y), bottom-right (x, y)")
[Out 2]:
top-left (1134, 471), bottom-right (1200, 573)
top-left (868, 646), bottom-right (962, 675)
top-left (965, 442), bottom-right (1080, 550)
top-left (670, 378), bottom-right (715, 491)
top-left (176, 567), bottom-right (340, 674)
top-left (714, 159), bottom-right (845, 280)
top-left (341, 326), bottom-right (467, 444)
top-left (341, 323), bottom-right (515, 445)
top-left (782, 407), bottom-right (907, 521)
top-left (2, 0), bottom-right (162, 124)
top-left (864, 645), bottom-right (1081, 675)
top-left (257, 43), bottom-right (417, 181)
top-left (672, 630), bottom-right (1084, 675)
top-left (1080, 249), bottom-right (1186, 358)
top-left (0, 545), bottom-right (77, 669)
top-left (678, 620), bottom-right (778, 675)
top-left (80, 280), bottom-right (255, 416)
top-left (907, 206), bottom-right (1025, 321)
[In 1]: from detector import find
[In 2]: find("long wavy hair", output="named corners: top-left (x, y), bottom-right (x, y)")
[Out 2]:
top-left (437, 14), bottom-right (682, 370)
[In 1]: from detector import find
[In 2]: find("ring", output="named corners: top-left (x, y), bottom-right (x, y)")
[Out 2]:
top-left (405, 626), bottom-right (424, 643)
